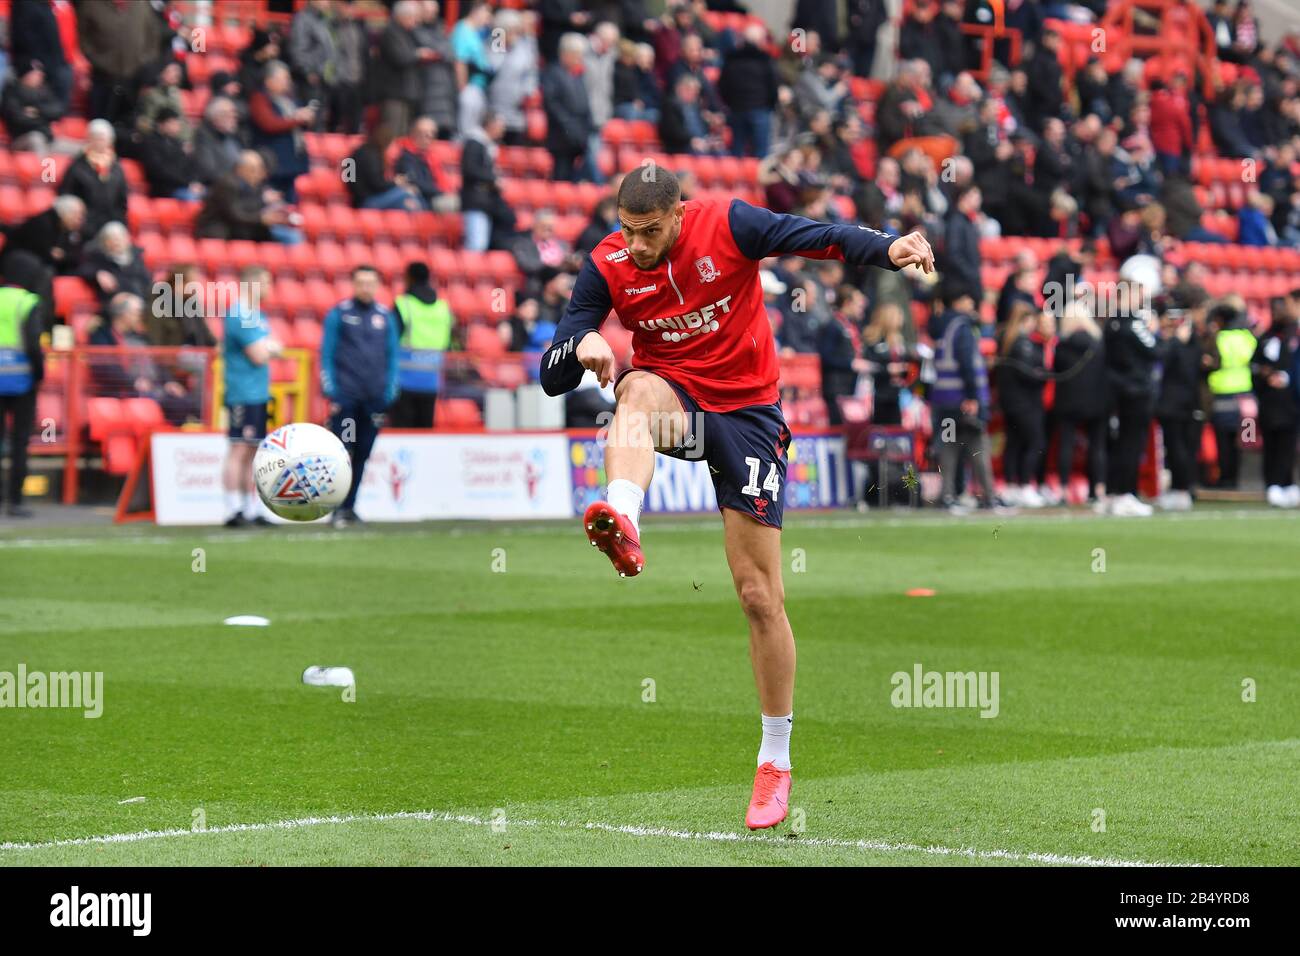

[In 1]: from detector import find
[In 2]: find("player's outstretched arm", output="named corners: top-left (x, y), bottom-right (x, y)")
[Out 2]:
top-left (727, 199), bottom-right (934, 274)
top-left (539, 256), bottom-right (615, 396)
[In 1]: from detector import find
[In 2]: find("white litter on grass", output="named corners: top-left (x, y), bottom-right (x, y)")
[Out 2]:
top-left (302, 666), bottom-right (355, 687)
top-left (0, 808), bottom-right (1211, 867)
top-left (224, 616), bottom-right (270, 627)
top-left (117, 797), bottom-right (146, 805)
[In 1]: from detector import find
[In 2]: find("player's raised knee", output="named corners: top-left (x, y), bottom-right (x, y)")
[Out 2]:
top-left (615, 372), bottom-right (660, 411)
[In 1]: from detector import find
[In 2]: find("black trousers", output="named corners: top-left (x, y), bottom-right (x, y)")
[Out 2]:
top-left (1159, 417), bottom-right (1201, 492)
top-left (328, 401), bottom-right (384, 512)
top-left (389, 391), bottom-right (437, 429)
top-left (1262, 424), bottom-right (1299, 487)
top-left (1001, 403), bottom-right (1044, 485)
top-left (0, 391), bottom-right (36, 504)
top-left (1107, 401), bottom-right (1152, 497)
top-left (1057, 416), bottom-right (1107, 494)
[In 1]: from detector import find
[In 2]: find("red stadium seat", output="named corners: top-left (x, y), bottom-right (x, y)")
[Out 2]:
top-left (434, 398), bottom-right (483, 429)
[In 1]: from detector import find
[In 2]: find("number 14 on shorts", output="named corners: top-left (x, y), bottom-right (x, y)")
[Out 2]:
top-left (742, 456), bottom-right (781, 499)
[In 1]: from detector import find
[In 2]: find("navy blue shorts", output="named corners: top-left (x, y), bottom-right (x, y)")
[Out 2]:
top-left (227, 402), bottom-right (268, 444)
top-left (619, 370), bottom-right (792, 528)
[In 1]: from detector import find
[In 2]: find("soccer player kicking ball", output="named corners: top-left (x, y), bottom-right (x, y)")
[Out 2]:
top-left (539, 165), bottom-right (934, 829)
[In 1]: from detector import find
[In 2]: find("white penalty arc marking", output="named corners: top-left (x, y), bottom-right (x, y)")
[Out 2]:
top-left (0, 809), bottom-right (1210, 867)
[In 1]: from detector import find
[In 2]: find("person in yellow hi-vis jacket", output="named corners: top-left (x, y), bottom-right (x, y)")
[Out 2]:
top-left (1205, 302), bottom-right (1257, 489)
top-left (0, 265), bottom-right (46, 518)
top-left (390, 261), bottom-right (453, 429)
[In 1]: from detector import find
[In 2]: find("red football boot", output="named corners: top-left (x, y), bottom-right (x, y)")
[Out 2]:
top-left (745, 761), bottom-right (792, 830)
top-left (583, 501), bottom-right (644, 577)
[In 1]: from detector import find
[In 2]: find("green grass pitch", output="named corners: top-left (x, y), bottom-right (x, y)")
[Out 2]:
top-left (0, 507), bottom-right (1296, 866)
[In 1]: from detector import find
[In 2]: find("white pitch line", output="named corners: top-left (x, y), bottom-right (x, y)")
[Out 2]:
top-left (0, 809), bottom-right (1208, 867)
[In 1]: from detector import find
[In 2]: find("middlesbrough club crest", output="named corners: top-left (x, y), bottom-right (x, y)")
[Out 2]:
top-left (695, 256), bottom-right (720, 283)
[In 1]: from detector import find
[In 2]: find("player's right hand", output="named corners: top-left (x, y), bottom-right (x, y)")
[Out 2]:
top-left (576, 330), bottom-right (615, 388)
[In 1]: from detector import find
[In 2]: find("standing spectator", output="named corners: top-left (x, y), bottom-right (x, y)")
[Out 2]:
top-left (1, 57), bottom-right (64, 154)
top-left (76, 0), bottom-right (163, 124)
top-left (1205, 301), bottom-right (1257, 488)
top-left (847, 0), bottom-right (890, 79)
top-left (322, 265), bottom-right (400, 527)
top-left (393, 116), bottom-right (458, 213)
top-left (373, 0), bottom-right (430, 138)
top-left (1024, 28), bottom-right (1064, 130)
top-left (898, 0), bottom-right (947, 85)
top-left (248, 60), bottom-right (315, 202)
top-left (287, 0), bottom-right (338, 127)
top-left (196, 150), bottom-right (303, 244)
top-left (58, 120), bottom-right (128, 239)
top-left (614, 41), bottom-right (662, 123)
top-left (221, 266), bottom-right (280, 527)
top-left (78, 222), bottom-right (152, 310)
top-left (996, 249), bottom-right (1038, 329)
top-left (1053, 302), bottom-right (1108, 507)
top-left (542, 33), bottom-right (595, 183)
top-left (192, 97), bottom-right (245, 187)
top-left (539, 0), bottom-right (591, 64)
top-left (391, 261), bottom-right (454, 429)
top-left (460, 111), bottom-right (511, 252)
top-left (330, 0), bottom-right (369, 135)
top-left (10, 0), bottom-right (72, 109)
top-left (1154, 302), bottom-right (1203, 511)
top-left (415, 1), bottom-right (459, 139)
top-left (861, 302), bottom-right (917, 426)
top-left (1103, 285), bottom-right (1160, 515)
top-left (818, 285), bottom-right (868, 426)
top-left (452, 1), bottom-right (496, 138)
top-left (1229, 0), bottom-right (1259, 63)
top-left (997, 301), bottom-right (1049, 507)
top-left (583, 21), bottom-right (621, 182)
top-left (1252, 293), bottom-right (1300, 506)
top-left (930, 283), bottom-right (998, 510)
top-left (718, 24), bottom-right (779, 159)
top-left (0, 259), bottom-right (45, 517)
top-left (141, 108), bottom-right (203, 201)
top-left (941, 185), bottom-right (983, 294)
top-left (346, 124), bottom-right (427, 211)
top-left (487, 8), bottom-right (539, 146)
top-left (1149, 75), bottom-right (1193, 176)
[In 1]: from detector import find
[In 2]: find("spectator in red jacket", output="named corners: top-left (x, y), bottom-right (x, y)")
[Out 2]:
top-left (1149, 74), bottom-right (1193, 176)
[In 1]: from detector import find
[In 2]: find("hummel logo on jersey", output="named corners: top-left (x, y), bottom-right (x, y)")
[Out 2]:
top-left (636, 295), bottom-right (733, 341)
top-left (605, 248), bottom-right (630, 262)
top-left (625, 284), bottom-right (657, 295)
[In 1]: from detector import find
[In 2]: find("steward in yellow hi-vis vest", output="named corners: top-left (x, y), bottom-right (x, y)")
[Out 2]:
top-left (0, 279), bottom-right (47, 516)
top-left (390, 262), bottom-right (454, 429)
top-left (1206, 303), bottom-right (1258, 489)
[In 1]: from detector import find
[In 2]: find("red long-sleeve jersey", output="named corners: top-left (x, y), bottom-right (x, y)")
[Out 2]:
top-left (540, 198), bottom-right (900, 412)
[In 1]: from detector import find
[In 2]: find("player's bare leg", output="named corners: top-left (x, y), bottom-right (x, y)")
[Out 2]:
top-left (584, 371), bottom-right (689, 576)
top-left (723, 507), bottom-right (795, 828)
top-left (222, 443), bottom-right (255, 527)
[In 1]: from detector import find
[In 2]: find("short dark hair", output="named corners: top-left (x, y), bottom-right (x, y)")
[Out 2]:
top-left (352, 264), bottom-right (380, 279)
top-left (941, 282), bottom-right (977, 309)
top-left (405, 261), bottom-right (430, 285)
top-left (617, 165), bottom-right (681, 214)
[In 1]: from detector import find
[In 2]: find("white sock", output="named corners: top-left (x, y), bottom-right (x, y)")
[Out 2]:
top-left (244, 491), bottom-right (264, 520)
top-left (757, 713), bottom-right (793, 771)
top-left (224, 490), bottom-right (243, 519)
top-left (606, 478), bottom-right (644, 535)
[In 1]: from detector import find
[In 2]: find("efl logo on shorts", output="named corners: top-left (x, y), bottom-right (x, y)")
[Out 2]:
top-left (695, 256), bottom-right (720, 283)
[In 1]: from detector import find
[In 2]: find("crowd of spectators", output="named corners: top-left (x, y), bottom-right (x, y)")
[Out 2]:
top-left (1, 0), bottom-right (1298, 507)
